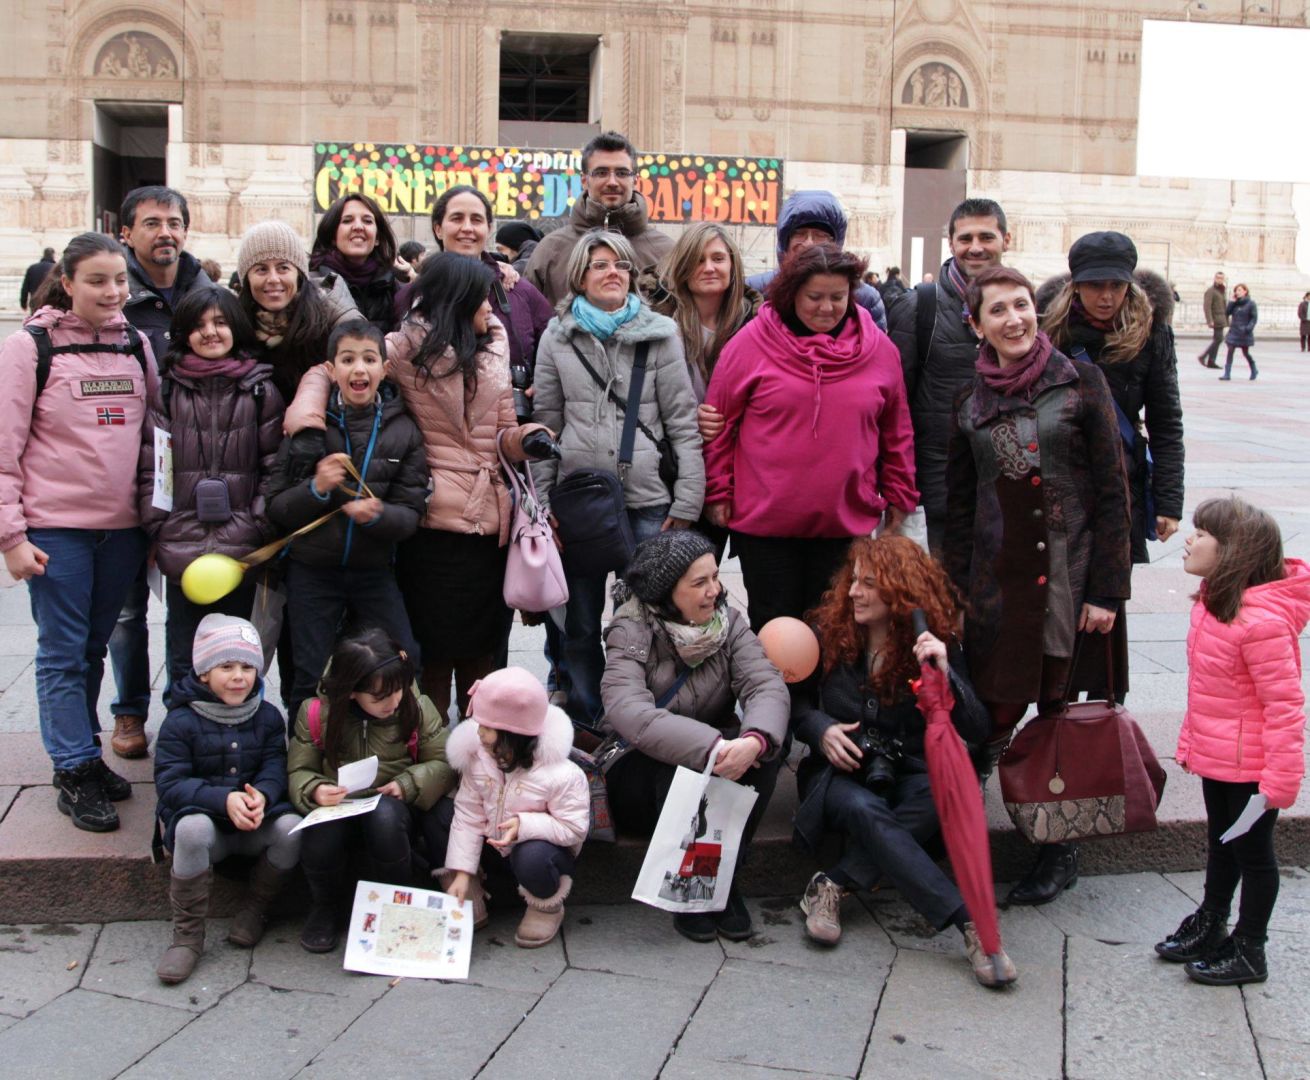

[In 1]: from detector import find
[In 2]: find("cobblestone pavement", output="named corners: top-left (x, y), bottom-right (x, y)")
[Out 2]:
top-left (1, 335), bottom-right (1309, 1078)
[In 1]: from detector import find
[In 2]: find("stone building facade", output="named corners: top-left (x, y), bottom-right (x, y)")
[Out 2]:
top-left (1, 0), bottom-right (1305, 321)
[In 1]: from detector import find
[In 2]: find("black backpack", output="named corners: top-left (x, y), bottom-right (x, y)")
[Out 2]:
top-left (25, 323), bottom-right (149, 410)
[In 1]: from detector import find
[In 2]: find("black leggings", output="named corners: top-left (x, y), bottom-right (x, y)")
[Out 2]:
top-left (1201, 778), bottom-right (1280, 940)
top-left (1223, 345), bottom-right (1255, 375)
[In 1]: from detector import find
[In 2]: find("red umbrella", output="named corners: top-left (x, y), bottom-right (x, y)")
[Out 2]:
top-left (911, 612), bottom-right (1006, 976)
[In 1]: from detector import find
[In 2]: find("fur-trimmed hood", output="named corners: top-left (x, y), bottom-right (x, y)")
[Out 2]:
top-left (445, 704), bottom-right (575, 772)
top-left (1036, 267), bottom-right (1174, 327)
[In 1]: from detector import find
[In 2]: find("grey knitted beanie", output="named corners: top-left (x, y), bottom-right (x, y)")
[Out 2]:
top-left (237, 220), bottom-right (310, 282)
top-left (620, 530), bottom-right (718, 607)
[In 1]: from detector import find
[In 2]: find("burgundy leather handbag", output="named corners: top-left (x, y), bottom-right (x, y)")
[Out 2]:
top-left (999, 636), bottom-right (1166, 844)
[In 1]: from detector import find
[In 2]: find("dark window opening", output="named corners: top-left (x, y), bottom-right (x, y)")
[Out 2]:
top-left (905, 130), bottom-right (968, 170)
top-left (499, 34), bottom-right (596, 124)
top-left (93, 102), bottom-right (168, 234)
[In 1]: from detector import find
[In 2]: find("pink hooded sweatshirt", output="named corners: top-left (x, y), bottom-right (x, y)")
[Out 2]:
top-left (0, 307), bottom-right (157, 551)
top-left (702, 302), bottom-right (917, 539)
top-left (1178, 558), bottom-right (1310, 809)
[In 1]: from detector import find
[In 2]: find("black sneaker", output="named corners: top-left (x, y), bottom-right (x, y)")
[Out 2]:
top-left (1155, 908), bottom-right (1227, 963)
top-left (673, 911), bottom-right (719, 943)
top-left (92, 758), bottom-right (132, 801)
top-left (1185, 933), bottom-right (1268, 986)
top-left (715, 890), bottom-right (755, 941)
top-left (54, 761), bottom-right (120, 832)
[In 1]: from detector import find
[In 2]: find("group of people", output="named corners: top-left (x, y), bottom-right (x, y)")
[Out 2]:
top-left (1197, 269), bottom-right (1261, 380)
top-left (2, 128), bottom-right (1304, 995)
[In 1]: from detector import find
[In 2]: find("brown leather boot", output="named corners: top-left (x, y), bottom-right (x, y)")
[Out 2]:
top-left (157, 869), bottom-right (210, 984)
top-left (514, 875), bottom-right (571, 948)
top-left (110, 715), bottom-right (148, 759)
top-left (228, 854), bottom-right (293, 948)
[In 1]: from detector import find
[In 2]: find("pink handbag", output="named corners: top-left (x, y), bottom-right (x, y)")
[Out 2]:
top-left (497, 430), bottom-right (569, 613)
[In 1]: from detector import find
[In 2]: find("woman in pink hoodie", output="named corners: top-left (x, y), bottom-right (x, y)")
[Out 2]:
top-left (703, 244), bottom-right (917, 630)
top-left (0, 233), bottom-right (158, 834)
top-left (1155, 497), bottom-right (1309, 986)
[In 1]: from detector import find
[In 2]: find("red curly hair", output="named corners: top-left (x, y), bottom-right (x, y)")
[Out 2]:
top-left (808, 535), bottom-right (964, 704)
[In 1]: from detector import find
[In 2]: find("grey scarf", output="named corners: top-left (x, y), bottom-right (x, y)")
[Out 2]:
top-left (190, 694), bottom-right (262, 726)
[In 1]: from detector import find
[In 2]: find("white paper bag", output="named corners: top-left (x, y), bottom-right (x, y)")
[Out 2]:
top-left (151, 427), bottom-right (174, 512)
top-left (631, 747), bottom-right (758, 914)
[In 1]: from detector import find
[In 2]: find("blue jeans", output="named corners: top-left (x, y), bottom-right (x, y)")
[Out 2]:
top-left (107, 564), bottom-right (152, 718)
top-left (562, 504), bottom-right (668, 727)
top-left (26, 528), bottom-right (148, 771)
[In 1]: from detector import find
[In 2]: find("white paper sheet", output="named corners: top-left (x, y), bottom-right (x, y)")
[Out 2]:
top-left (337, 755), bottom-right (379, 794)
top-left (290, 793), bottom-right (381, 833)
top-left (343, 879), bottom-right (474, 980)
top-left (1220, 793), bottom-right (1269, 844)
top-left (147, 563), bottom-right (164, 602)
top-left (151, 427), bottom-right (173, 511)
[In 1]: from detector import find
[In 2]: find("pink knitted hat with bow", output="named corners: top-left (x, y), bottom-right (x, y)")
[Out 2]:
top-left (466, 666), bottom-right (548, 736)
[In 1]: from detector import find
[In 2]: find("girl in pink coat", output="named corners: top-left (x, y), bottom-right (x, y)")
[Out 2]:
top-left (439, 666), bottom-right (588, 948)
top-left (1155, 496), bottom-right (1309, 986)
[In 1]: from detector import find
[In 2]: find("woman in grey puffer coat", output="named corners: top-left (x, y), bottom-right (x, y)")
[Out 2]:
top-left (532, 229), bottom-right (705, 727)
top-left (600, 530), bottom-right (788, 944)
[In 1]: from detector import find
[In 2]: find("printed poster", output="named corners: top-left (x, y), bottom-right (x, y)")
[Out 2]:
top-left (151, 427), bottom-right (173, 512)
top-left (343, 879), bottom-right (474, 980)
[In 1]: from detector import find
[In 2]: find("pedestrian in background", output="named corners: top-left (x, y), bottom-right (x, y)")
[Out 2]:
top-left (1220, 284), bottom-right (1258, 381)
top-left (1197, 271), bottom-right (1227, 369)
top-left (19, 247), bottom-right (55, 311)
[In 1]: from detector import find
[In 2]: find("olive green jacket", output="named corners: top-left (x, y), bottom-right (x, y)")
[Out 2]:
top-left (287, 693), bottom-right (455, 814)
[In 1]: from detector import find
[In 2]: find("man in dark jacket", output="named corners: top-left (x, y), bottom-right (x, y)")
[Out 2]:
top-left (19, 248), bottom-right (55, 310)
top-left (525, 131), bottom-right (673, 306)
top-left (887, 197), bottom-right (1010, 552)
top-left (105, 186), bottom-right (211, 759)
top-left (1197, 271), bottom-right (1227, 368)
top-left (746, 190), bottom-right (887, 330)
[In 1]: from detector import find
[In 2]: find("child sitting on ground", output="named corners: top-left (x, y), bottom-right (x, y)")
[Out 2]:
top-left (153, 615), bottom-right (299, 984)
top-left (267, 318), bottom-right (430, 723)
top-left (438, 667), bottom-right (589, 948)
top-left (287, 627), bottom-right (456, 953)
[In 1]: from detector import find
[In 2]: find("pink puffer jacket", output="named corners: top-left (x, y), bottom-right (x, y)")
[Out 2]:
top-left (1177, 558), bottom-right (1310, 809)
top-left (442, 706), bottom-right (589, 874)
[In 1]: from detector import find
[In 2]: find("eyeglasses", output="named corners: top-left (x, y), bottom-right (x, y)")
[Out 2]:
top-left (587, 260), bottom-right (633, 273)
top-left (586, 168), bottom-right (636, 180)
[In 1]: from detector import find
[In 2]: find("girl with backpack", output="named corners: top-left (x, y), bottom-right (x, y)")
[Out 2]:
top-left (139, 287), bottom-right (285, 700)
top-left (0, 233), bottom-right (156, 833)
top-left (286, 628), bottom-right (455, 953)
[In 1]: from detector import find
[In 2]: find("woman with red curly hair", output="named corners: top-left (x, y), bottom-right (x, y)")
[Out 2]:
top-left (701, 243), bottom-right (918, 630)
top-left (790, 537), bottom-right (1012, 986)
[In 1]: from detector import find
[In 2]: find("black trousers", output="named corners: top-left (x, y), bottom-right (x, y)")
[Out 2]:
top-left (606, 748), bottom-right (781, 874)
top-left (823, 771), bottom-right (963, 930)
top-left (1199, 326), bottom-right (1224, 366)
top-left (300, 794), bottom-right (434, 889)
top-left (424, 794), bottom-right (574, 899)
top-left (1201, 778), bottom-right (1280, 940)
top-left (730, 532), bottom-right (852, 632)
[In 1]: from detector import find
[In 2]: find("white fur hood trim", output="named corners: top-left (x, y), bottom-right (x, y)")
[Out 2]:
top-left (445, 705), bottom-right (575, 773)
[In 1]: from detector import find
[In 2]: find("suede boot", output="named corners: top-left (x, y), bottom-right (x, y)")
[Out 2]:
top-left (1185, 933), bottom-right (1268, 986)
top-left (157, 869), bottom-right (211, 984)
top-left (1154, 908), bottom-right (1228, 964)
top-left (228, 854), bottom-right (294, 948)
top-left (515, 875), bottom-right (571, 948)
top-left (1006, 843), bottom-right (1079, 906)
top-left (437, 869), bottom-right (489, 929)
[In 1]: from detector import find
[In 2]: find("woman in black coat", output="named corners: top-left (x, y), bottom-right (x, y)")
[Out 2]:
top-left (310, 193), bottom-right (411, 332)
top-left (1038, 230), bottom-right (1184, 564)
top-left (1221, 284), bottom-right (1258, 381)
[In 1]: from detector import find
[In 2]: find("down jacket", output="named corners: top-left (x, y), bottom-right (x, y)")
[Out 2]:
top-left (1177, 559), bottom-right (1310, 810)
top-left (0, 307), bottom-right (158, 551)
top-left (599, 598), bottom-right (791, 770)
top-left (284, 316), bottom-right (542, 544)
top-left (1225, 296), bottom-right (1258, 348)
top-left (1036, 269), bottom-right (1185, 564)
top-left (138, 362), bottom-right (285, 579)
top-left (530, 304), bottom-right (705, 523)
top-left (286, 691), bottom-right (455, 814)
top-left (267, 382), bottom-right (430, 568)
top-left (443, 706), bottom-right (590, 874)
top-left (153, 673), bottom-right (294, 853)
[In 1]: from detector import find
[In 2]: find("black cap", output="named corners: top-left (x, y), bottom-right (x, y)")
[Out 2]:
top-left (496, 221), bottom-right (542, 251)
top-left (1069, 231), bottom-right (1137, 284)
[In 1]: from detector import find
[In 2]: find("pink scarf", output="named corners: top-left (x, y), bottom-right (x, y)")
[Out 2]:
top-left (974, 330), bottom-right (1053, 402)
top-left (171, 352), bottom-right (258, 381)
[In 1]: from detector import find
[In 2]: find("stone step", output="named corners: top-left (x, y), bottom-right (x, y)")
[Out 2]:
top-left (2, 731), bottom-right (1306, 923)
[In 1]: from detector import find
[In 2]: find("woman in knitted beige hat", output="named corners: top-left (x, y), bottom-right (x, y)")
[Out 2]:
top-left (235, 219), bottom-right (358, 401)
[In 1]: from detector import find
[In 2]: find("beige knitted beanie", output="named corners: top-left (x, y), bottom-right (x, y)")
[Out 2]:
top-left (237, 220), bottom-right (309, 281)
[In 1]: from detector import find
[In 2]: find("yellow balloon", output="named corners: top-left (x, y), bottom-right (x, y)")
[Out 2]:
top-left (180, 554), bottom-right (245, 605)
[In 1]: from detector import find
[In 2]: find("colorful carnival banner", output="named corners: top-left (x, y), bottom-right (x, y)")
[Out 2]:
top-left (313, 142), bottom-right (784, 225)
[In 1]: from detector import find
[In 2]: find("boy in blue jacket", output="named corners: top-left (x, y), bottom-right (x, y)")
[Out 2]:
top-left (153, 615), bottom-right (299, 984)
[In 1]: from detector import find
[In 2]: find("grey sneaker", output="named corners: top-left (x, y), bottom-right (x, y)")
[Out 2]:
top-left (800, 872), bottom-right (846, 946)
top-left (963, 921), bottom-right (1017, 988)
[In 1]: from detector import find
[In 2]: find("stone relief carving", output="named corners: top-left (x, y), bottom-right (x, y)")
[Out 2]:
top-left (901, 61), bottom-right (968, 107)
top-left (94, 32), bottom-right (178, 79)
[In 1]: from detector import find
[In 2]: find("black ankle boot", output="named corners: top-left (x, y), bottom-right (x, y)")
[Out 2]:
top-left (1185, 933), bottom-right (1268, 986)
top-left (300, 867), bottom-right (344, 953)
top-left (1155, 908), bottom-right (1228, 963)
top-left (1005, 843), bottom-right (1079, 906)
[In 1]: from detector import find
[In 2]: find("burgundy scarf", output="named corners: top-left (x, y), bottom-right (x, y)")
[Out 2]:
top-left (974, 330), bottom-right (1054, 402)
top-left (310, 246), bottom-right (386, 289)
top-left (171, 352), bottom-right (258, 381)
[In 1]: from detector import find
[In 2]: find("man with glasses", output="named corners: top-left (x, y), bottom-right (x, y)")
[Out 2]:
top-left (525, 131), bottom-right (674, 306)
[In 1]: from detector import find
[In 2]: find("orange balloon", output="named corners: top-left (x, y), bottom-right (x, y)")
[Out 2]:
top-left (757, 617), bottom-right (820, 683)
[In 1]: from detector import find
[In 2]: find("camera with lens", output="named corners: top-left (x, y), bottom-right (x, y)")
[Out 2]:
top-left (855, 727), bottom-right (904, 797)
top-left (511, 360), bottom-right (532, 423)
